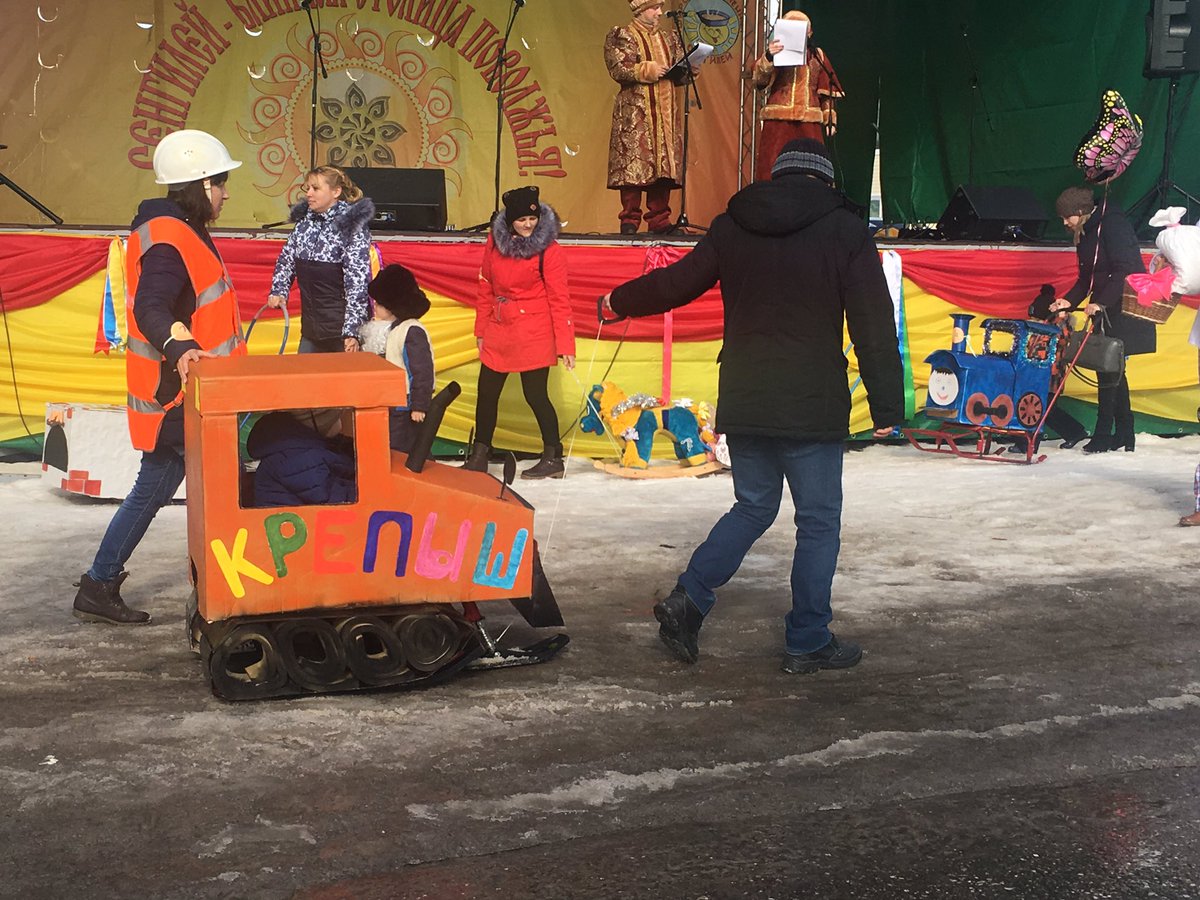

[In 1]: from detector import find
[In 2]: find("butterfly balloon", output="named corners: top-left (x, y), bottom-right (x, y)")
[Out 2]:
top-left (1074, 90), bottom-right (1143, 184)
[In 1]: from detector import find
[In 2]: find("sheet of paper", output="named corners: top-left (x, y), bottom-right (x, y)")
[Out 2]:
top-left (686, 42), bottom-right (715, 67)
top-left (771, 18), bottom-right (808, 67)
top-left (666, 42), bottom-right (715, 85)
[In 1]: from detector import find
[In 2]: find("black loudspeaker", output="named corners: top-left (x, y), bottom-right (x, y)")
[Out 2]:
top-left (936, 185), bottom-right (1049, 242)
top-left (341, 167), bottom-right (447, 232)
top-left (1146, 0), bottom-right (1200, 76)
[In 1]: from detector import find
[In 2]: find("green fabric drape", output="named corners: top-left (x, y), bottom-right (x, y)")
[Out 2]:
top-left (781, 0), bottom-right (1199, 236)
top-left (790, 0), bottom-right (882, 214)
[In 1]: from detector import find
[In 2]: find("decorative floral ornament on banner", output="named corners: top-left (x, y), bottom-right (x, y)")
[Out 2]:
top-left (1073, 89), bottom-right (1143, 184)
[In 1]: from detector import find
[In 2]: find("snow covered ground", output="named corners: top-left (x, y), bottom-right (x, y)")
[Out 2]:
top-left (4, 438), bottom-right (1200, 898)
top-left (5, 435), bottom-right (1200, 641)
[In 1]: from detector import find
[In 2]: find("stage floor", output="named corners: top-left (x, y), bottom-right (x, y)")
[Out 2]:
top-left (0, 222), bottom-right (1104, 252)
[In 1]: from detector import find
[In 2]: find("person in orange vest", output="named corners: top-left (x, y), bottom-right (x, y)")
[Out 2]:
top-left (73, 130), bottom-right (245, 625)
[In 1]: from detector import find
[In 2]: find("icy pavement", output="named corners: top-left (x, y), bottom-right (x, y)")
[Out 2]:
top-left (3, 439), bottom-right (1200, 898)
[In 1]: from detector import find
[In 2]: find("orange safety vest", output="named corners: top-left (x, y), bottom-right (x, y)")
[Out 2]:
top-left (125, 216), bottom-right (245, 451)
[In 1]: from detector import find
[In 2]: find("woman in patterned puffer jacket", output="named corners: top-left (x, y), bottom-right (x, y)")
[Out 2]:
top-left (267, 166), bottom-right (375, 353)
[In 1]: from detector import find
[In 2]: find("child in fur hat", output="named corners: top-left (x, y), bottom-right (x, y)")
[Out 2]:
top-left (360, 264), bottom-right (435, 454)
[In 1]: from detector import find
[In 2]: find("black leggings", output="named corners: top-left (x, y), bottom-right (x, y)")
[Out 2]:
top-left (474, 364), bottom-right (560, 448)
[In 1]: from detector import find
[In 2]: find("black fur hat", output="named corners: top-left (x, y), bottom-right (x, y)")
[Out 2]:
top-left (368, 264), bottom-right (430, 321)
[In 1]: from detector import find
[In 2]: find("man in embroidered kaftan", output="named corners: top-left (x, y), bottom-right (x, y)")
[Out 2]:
top-left (604, 0), bottom-right (685, 234)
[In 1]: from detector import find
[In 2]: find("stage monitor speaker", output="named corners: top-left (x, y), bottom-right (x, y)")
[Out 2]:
top-left (936, 185), bottom-right (1049, 242)
top-left (342, 166), bottom-right (447, 232)
top-left (1145, 0), bottom-right (1200, 76)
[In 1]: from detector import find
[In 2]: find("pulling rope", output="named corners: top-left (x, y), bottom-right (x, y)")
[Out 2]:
top-left (539, 246), bottom-right (659, 559)
top-left (538, 304), bottom-right (629, 561)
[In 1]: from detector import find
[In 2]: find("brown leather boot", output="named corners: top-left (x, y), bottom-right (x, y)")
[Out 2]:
top-left (73, 572), bottom-right (151, 625)
top-left (521, 444), bottom-right (564, 480)
top-left (461, 441), bottom-right (490, 472)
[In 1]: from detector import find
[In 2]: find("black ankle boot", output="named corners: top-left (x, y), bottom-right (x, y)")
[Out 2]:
top-left (654, 585), bottom-right (705, 663)
top-left (1082, 435), bottom-right (1112, 454)
top-left (521, 443), bottom-right (564, 480)
top-left (73, 572), bottom-right (151, 625)
top-left (461, 441), bottom-right (490, 472)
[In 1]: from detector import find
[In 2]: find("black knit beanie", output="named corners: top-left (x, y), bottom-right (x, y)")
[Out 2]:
top-left (503, 185), bottom-right (541, 225)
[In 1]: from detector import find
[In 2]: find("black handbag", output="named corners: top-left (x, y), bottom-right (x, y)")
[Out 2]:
top-left (1065, 313), bottom-right (1124, 374)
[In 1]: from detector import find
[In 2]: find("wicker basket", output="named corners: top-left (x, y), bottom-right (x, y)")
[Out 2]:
top-left (1121, 254), bottom-right (1180, 324)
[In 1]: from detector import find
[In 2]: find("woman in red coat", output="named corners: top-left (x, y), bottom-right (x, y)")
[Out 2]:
top-left (463, 186), bottom-right (576, 479)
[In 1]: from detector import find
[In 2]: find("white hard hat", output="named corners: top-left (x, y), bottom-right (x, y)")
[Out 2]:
top-left (152, 129), bottom-right (242, 186)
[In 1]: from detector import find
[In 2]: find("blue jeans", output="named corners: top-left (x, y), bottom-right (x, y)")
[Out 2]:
top-left (299, 336), bottom-right (344, 353)
top-left (677, 434), bottom-right (844, 655)
top-left (88, 446), bottom-right (185, 582)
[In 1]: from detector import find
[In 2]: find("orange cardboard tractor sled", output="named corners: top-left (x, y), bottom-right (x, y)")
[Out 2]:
top-left (183, 353), bottom-right (566, 700)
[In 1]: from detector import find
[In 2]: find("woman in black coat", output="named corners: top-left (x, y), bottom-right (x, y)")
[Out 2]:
top-left (1054, 187), bottom-right (1156, 453)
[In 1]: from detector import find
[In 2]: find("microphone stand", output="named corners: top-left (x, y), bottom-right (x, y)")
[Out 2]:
top-left (667, 11), bottom-right (706, 234)
top-left (960, 22), bottom-right (993, 187)
top-left (806, 44), bottom-right (841, 140)
top-left (804, 42), bottom-right (847, 189)
top-left (1128, 74), bottom-right (1200, 235)
top-left (466, 0), bottom-right (524, 232)
top-left (302, 0), bottom-right (328, 170)
top-left (0, 146), bottom-right (62, 225)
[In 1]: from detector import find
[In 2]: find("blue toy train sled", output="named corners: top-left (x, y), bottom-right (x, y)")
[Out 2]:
top-left (903, 313), bottom-right (1079, 464)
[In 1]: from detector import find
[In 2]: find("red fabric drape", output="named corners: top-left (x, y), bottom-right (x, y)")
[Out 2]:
top-left (0, 235), bottom-right (111, 311)
top-left (216, 239), bottom-right (299, 321)
top-left (377, 242), bottom-right (727, 342)
top-left (898, 248), bottom-right (1200, 315)
top-left (6, 234), bottom-right (1195, 339)
top-left (215, 238), bottom-right (729, 342)
top-left (897, 249), bottom-right (1080, 317)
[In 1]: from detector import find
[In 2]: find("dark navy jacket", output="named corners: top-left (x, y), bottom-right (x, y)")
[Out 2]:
top-left (610, 175), bottom-right (904, 440)
top-left (246, 412), bottom-right (357, 507)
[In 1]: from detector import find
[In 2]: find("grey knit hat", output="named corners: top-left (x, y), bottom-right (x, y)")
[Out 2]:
top-left (1055, 186), bottom-right (1095, 218)
top-left (771, 138), bottom-right (835, 184)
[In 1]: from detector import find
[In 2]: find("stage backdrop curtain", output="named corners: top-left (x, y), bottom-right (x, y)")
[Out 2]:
top-left (873, 1), bottom-right (1200, 233)
top-left (0, 235), bottom-right (111, 311)
top-left (785, 0), bottom-right (883, 215)
top-left (0, 1), bottom-right (742, 234)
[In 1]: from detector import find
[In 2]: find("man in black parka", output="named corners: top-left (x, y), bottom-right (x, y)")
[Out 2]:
top-left (603, 139), bottom-right (903, 674)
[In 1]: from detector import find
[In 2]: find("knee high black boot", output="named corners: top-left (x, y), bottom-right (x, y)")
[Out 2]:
top-left (1111, 374), bottom-right (1135, 451)
top-left (1083, 381), bottom-right (1116, 454)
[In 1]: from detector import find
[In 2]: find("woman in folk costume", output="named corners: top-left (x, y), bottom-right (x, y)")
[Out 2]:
top-left (463, 186), bottom-right (576, 480)
top-left (73, 130), bottom-right (245, 625)
top-left (1051, 186), bottom-right (1156, 453)
top-left (604, 0), bottom-right (685, 235)
top-left (267, 165), bottom-right (375, 353)
top-left (750, 10), bottom-right (843, 180)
